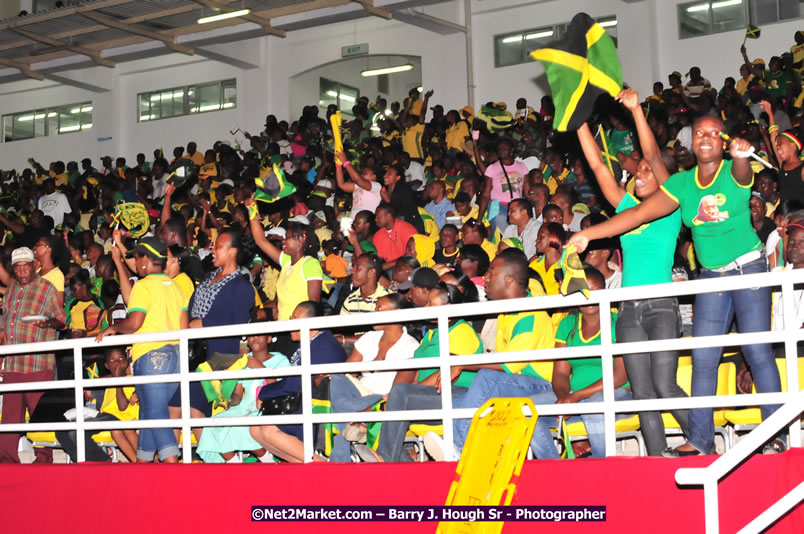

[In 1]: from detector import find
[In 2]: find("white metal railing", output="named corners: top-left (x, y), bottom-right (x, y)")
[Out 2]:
top-left (1, 269), bottom-right (804, 529)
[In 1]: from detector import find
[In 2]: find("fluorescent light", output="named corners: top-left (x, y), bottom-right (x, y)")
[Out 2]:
top-left (326, 90), bottom-right (356, 103)
top-left (81, 124), bottom-right (92, 130)
top-left (525, 30), bottom-right (553, 39)
top-left (82, 106), bottom-right (92, 112)
top-left (140, 115), bottom-right (152, 121)
top-left (417, 86), bottom-right (423, 92)
top-left (47, 112), bottom-right (57, 118)
top-left (71, 108), bottom-right (80, 114)
top-left (59, 125), bottom-right (80, 132)
top-left (198, 104), bottom-right (222, 112)
top-left (599, 20), bottom-right (617, 28)
top-left (34, 114), bottom-right (45, 120)
top-left (17, 115), bottom-right (34, 122)
top-left (361, 64), bottom-right (414, 77)
top-left (502, 35), bottom-right (523, 44)
top-left (222, 102), bottom-right (234, 108)
top-left (687, 0), bottom-right (741, 13)
top-left (198, 9), bottom-right (251, 24)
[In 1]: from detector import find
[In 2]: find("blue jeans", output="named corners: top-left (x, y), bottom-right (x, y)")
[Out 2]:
top-left (618, 297), bottom-right (689, 456)
top-left (329, 374), bottom-right (384, 462)
top-left (490, 202), bottom-right (509, 235)
top-left (564, 388), bottom-right (633, 457)
top-left (133, 344), bottom-right (180, 461)
top-left (689, 257), bottom-right (782, 453)
top-left (453, 369), bottom-right (559, 459)
top-left (375, 383), bottom-right (468, 462)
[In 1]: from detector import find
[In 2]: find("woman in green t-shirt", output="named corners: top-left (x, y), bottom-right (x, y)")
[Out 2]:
top-left (577, 88), bottom-right (689, 457)
top-left (570, 115), bottom-right (784, 457)
top-left (553, 267), bottom-right (630, 458)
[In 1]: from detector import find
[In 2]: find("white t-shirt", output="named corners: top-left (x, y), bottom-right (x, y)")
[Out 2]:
top-left (405, 161), bottom-right (426, 191)
top-left (351, 181), bottom-right (382, 216)
top-left (772, 265), bottom-right (804, 331)
top-left (38, 192), bottom-right (71, 226)
top-left (353, 329), bottom-right (419, 394)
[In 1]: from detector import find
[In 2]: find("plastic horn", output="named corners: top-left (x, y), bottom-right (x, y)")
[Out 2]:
top-left (719, 132), bottom-right (774, 170)
top-left (330, 111), bottom-right (343, 154)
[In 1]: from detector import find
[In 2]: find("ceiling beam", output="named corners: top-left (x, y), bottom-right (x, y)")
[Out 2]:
top-left (11, 28), bottom-right (116, 67)
top-left (192, 0), bottom-right (287, 38)
top-left (80, 11), bottom-right (195, 56)
top-left (0, 0), bottom-right (135, 31)
top-left (0, 57), bottom-right (44, 80)
top-left (351, 0), bottom-right (393, 20)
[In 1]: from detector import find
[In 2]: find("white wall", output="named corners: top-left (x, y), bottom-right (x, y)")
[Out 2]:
top-left (289, 54), bottom-right (422, 119)
top-left (0, 0), bottom-right (801, 172)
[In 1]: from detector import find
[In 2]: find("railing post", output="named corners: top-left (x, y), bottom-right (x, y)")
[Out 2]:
top-left (300, 326), bottom-right (313, 462)
top-left (780, 280), bottom-right (802, 448)
top-left (703, 480), bottom-right (719, 533)
top-left (598, 296), bottom-right (615, 457)
top-left (179, 336), bottom-right (192, 463)
top-left (437, 314), bottom-right (455, 461)
top-left (72, 345), bottom-right (85, 463)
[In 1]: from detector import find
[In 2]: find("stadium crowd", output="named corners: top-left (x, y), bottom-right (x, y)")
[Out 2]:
top-left (0, 32), bottom-right (803, 464)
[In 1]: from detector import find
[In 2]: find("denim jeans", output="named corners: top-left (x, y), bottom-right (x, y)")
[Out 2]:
top-left (689, 257), bottom-right (782, 453)
top-left (618, 297), bottom-right (689, 456)
top-left (564, 388), bottom-right (633, 457)
top-left (490, 202), bottom-right (509, 235)
top-left (133, 344), bottom-right (180, 461)
top-left (452, 369), bottom-right (559, 459)
top-left (375, 383), bottom-right (468, 462)
top-left (329, 374), bottom-right (384, 462)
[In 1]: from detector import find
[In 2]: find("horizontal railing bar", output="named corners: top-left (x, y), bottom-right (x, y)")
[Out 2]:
top-left (3, 392), bottom-right (799, 434)
top-left (1, 270), bottom-right (803, 358)
top-left (3, 329), bottom-right (801, 394)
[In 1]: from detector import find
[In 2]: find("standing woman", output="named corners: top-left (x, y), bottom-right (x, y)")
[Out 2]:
top-left (571, 113), bottom-right (785, 456)
top-left (247, 198), bottom-right (323, 321)
top-left (33, 234), bottom-right (66, 308)
top-left (760, 100), bottom-right (804, 204)
top-left (577, 88), bottom-right (689, 456)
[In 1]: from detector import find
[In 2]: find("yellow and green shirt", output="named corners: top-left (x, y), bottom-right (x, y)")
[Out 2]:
top-left (127, 273), bottom-right (189, 362)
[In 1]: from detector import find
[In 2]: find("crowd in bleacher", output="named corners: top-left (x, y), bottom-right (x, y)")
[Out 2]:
top-left (1, 30), bottom-right (804, 464)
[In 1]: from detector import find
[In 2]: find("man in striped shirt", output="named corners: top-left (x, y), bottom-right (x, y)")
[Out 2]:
top-left (339, 254), bottom-right (389, 316)
top-left (0, 247), bottom-right (65, 463)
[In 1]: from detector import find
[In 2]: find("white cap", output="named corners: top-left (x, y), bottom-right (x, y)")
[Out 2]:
top-left (220, 178), bottom-right (235, 187)
top-left (289, 215), bottom-right (310, 225)
top-left (11, 247), bottom-right (34, 265)
top-left (266, 227), bottom-right (286, 239)
top-left (675, 126), bottom-right (692, 151)
top-left (316, 179), bottom-right (334, 190)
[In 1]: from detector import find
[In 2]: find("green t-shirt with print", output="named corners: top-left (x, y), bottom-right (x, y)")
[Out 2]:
top-left (660, 159), bottom-right (760, 269)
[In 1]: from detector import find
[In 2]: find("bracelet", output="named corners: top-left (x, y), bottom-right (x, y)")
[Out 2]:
top-left (336, 162), bottom-right (343, 168)
top-left (248, 203), bottom-right (259, 221)
top-left (343, 161), bottom-right (352, 167)
top-left (768, 125), bottom-right (779, 133)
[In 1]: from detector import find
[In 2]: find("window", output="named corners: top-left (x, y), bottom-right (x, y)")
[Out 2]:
top-left (2, 102), bottom-right (92, 142)
top-left (679, 0), bottom-right (800, 39)
top-left (748, 0), bottom-right (801, 25)
top-left (494, 16), bottom-right (617, 68)
top-left (319, 78), bottom-right (360, 113)
top-left (138, 79), bottom-right (236, 122)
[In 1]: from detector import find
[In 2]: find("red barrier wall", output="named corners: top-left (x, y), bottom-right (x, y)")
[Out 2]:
top-left (1, 450), bottom-right (801, 533)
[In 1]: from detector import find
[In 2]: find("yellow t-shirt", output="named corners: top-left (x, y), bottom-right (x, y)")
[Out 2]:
top-left (402, 123), bottom-right (425, 160)
top-left (496, 311), bottom-right (555, 380)
top-left (446, 121), bottom-right (470, 152)
top-left (187, 152), bottom-right (205, 167)
top-left (530, 256), bottom-right (560, 295)
top-left (546, 168), bottom-right (570, 195)
top-left (41, 267), bottom-right (64, 292)
top-left (481, 239), bottom-right (497, 262)
top-left (100, 385), bottom-right (139, 420)
top-left (276, 253), bottom-right (323, 321)
top-left (127, 273), bottom-right (189, 362)
top-left (262, 265), bottom-right (280, 301)
top-left (173, 272), bottom-right (195, 301)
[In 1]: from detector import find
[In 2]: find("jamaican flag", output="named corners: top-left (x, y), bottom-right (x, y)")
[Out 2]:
top-left (254, 163), bottom-right (296, 204)
top-left (530, 13), bottom-right (622, 132)
top-left (745, 25), bottom-right (761, 40)
top-left (197, 355), bottom-right (249, 410)
top-left (596, 124), bottom-right (624, 182)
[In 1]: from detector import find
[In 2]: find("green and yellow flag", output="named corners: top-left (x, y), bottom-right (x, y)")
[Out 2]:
top-left (745, 25), bottom-right (761, 40)
top-left (530, 13), bottom-right (622, 132)
top-left (254, 163), bottom-right (296, 204)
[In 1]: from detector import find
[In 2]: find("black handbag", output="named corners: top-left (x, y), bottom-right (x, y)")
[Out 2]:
top-left (260, 393), bottom-right (302, 416)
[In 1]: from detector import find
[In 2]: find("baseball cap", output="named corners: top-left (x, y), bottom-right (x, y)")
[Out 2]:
top-left (220, 178), bottom-right (235, 188)
top-left (11, 247), bottom-right (34, 265)
top-left (675, 126), bottom-right (692, 151)
top-left (131, 236), bottom-right (167, 261)
top-left (266, 227), bottom-right (286, 239)
top-left (289, 215), bottom-right (310, 225)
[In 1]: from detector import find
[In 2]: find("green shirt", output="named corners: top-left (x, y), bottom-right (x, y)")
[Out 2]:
top-left (764, 70), bottom-right (793, 99)
top-left (555, 312), bottom-right (626, 392)
top-left (414, 320), bottom-right (483, 388)
top-left (616, 193), bottom-right (681, 287)
top-left (661, 159), bottom-right (759, 269)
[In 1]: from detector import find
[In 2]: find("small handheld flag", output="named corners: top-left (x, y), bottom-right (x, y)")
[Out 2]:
top-left (744, 25), bottom-right (761, 44)
top-left (530, 12), bottom-right (623, 132)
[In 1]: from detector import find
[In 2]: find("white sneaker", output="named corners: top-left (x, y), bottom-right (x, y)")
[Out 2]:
top-left (422, 432), bottom-right (459, 461)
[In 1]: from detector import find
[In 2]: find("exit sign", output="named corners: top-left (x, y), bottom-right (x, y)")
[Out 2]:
top-left (341, 43), bottom-right (369, 57)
